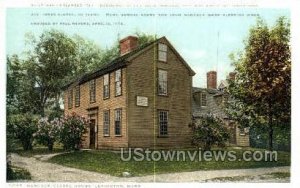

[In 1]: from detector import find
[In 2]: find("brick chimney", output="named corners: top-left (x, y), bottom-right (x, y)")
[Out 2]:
top-left (119, 36), bottom-right (138, 56)
top-left (207, 71), bottom-right (217, 89)
top-left (228, 72), bottom-right (237, 81)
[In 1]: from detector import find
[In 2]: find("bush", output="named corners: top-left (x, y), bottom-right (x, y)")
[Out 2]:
top-left (34, 117), bottom-right (61, 151)
top-left (60, 113), bottom-right (89, 150)
top-left (191, 114), bottom-right (230, 150)
top-left (7, 154), bottom-right (31, 181)
top-left (7, 114), bottom-right (38, 151)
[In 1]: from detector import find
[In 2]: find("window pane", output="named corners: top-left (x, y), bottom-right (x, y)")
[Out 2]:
top-left (158, 70), bottom-right (167, 95)
top-left (159, 43), bottom-right (167, 52)
top-left (159, 111), bottom-right (168, 135)
top-left (103, 110), bottom-right (110, 136)
top-left (103, 74), bottom-right (109, 99)
top-left (115, 69), bottom-right (121, 82)
top-left (75, 86), bottom-right (80, 107)
top-left (90, 80), bottom-right (96, 102)
top-left (158, 51), bottom-right (167, 62)
top-left (104, 74), bottom-right (109, 85)
top-left (201, 93), bottom-right (207, 106)
top-left (68, 89), bottom-right (73, 109)
top-left (158, 43), bottom-right (167, 62)
top-left (115, 69), bottom-right (122, 96)
top-left (115, 109), bottom-right (122, 135)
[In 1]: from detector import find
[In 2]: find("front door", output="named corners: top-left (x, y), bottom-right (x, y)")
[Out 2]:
top-left (89, 119), bottom-right (96, 149)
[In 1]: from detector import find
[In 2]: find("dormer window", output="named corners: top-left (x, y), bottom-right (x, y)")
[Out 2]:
top-left (158, 43), bottom-right (167, 62)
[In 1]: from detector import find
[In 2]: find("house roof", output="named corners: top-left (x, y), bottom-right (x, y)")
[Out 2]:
top-left (63, 36), bottom-right (195, 90)
top-left (192, 87), bottom-right (228, 119)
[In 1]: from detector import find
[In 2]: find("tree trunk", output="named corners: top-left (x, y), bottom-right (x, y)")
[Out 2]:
top-left (268, 104), bottom-right (274, 151)
top-left (48, 144), bottom-right (53, 151)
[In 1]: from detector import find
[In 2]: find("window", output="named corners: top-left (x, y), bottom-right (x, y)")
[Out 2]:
top-left (223, 95), bottom-right (229, 104)
top-left (239, 128), bottom-right (245, 135)
top-left (89, 79), bottom-right (96, 103)
top-left (158, 69), bottom-right (168, 95)
top-left (158, 110), bottom-right (168, 136)
top-left (75, 86), bottom-right (80, 107)
top-left (67, 89), bottom-right (73, 109)
top-left (103, 74), bottom-right (110, 99)
top-left (103, 110), bottom-right (110, 136)
top-left (115, 69), bottom-right (122, 96)
top-left (201, 93), bottom-right (207, 106)
top-left (158, 43), bottom-right (167, 62)
top-left (115, 109), bottom-right (122, 135)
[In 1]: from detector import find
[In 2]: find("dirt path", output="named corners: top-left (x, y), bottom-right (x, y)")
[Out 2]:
top-left (10, 153), bottom-right (290, 182)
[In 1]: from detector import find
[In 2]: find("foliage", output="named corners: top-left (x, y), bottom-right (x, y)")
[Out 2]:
top-left (59, 113), bottom-right (89, 150)
top-left (135, 31), bottom-right (158, 45)
top-left (24, 30), bottom-right (77, 116)
top-left (190, 114), bottom-right (230, 150)
top-left (34, 117), bottom-right (61, 151)
top-left (228, 17), bottom-right (291, 150)
top-left (72, 35), bottom-right (104, 76)
top-left (6, 55), bottom-right (40, 115)
top-left (7, 114), bottom-right (38, 151)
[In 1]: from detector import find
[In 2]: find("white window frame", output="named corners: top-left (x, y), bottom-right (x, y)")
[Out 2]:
top-left (115, 69), bottom-right (122, 96)
top-left (114, 108), bottom-right (122, 136)
top-left (158, 43), bottom-right (167, 62)
top-left (68, 89), bottom-right (73, 109)
top-left (158, 69), bottom-right (168, 96)
top-left (103, 74), bottom-right (110, 99)
top-left (103, 110), bottom-right (110, 136)
top-left (158, 110), bottom-right (168, 136)
top-left (201, 93), bottom-right (207, 107)
top-left (89, 79), bottom-right (96, 103)
top-left (75, 86), bottom-right (80, 107)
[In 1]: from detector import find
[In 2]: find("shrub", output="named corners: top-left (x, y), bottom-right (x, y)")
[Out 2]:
top-left (7, 114), bottom-right (38, 151)
top-left (60, 113), bottom-right (89, 150)
top-left (34, 117), bottom-right (61, 151)
top-left (190, 114), bottom-right (230, 150)
top-left (7, 155), bottom-right (31, 181)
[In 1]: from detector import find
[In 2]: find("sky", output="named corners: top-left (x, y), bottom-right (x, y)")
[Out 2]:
top-left (6, 7), bottom-right (290, 87)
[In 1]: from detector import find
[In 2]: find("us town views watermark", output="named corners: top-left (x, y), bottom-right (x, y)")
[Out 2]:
top-left (120, 148), bottom-right (278, 162)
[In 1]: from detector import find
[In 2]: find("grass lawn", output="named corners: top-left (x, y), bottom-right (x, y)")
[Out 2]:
top-left (12, 143), bottom-right (64, 157)
top-left (48, 148), bottom-right (291, 177)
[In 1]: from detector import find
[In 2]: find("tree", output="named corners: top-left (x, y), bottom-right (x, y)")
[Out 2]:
top-left (25, 30), bottom-right (77, 116)
top-left (59, 113), bottom-right (89, 150)
top-left (190, 114), bottom-right (230, 150)
top-left (72, 35), bottom-right (104, 76)
top-left (7, 114), bottom-right (38, 150)
top-left (35, 117), bottom-right (61, 151)
top-left (7, 55), bottom-right (40, 115)
top-left (228, 17), bottom-right (291, 150)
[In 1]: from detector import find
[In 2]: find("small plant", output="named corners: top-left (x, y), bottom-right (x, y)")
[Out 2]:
top-left (7, 114), bottom-right (38, 151)
top-left (35, 117), bottom-right (61, 151)
top-left (7, 154), bottom-right (31, 181)
top-left (190, 113), bottom-right (230, 150)
top-left (60, 112), bottom-right (89, 150)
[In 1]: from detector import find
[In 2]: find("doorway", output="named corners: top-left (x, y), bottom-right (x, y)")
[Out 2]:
top-left (89, 119), bottom-right (96, 149)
